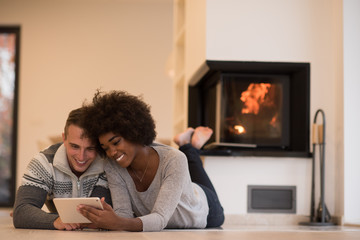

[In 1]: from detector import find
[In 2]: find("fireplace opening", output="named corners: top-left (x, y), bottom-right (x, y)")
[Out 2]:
top-left (211, 73), bottom-right (290, 148)
top-left (188, 61), bottom-right (311, 157)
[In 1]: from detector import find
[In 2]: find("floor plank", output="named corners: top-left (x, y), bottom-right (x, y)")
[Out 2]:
top-left (2, 209), bottom-right (360, 240)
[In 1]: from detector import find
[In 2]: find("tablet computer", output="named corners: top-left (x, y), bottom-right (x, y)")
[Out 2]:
top-left (53, 197), bottom-right (104, 223)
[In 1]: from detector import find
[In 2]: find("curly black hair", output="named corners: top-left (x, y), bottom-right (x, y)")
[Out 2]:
top-left (81, 90), bottom-right (157, 153)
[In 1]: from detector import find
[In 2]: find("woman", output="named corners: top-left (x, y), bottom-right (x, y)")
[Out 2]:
top-left (78, 90), bottom-right (224, 231)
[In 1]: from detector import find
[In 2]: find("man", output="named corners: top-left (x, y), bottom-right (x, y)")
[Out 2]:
top-left (12, 108), bottom-right (111, 230)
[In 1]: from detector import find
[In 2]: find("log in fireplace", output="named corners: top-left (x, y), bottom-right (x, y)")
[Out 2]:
top-left (188, 60), bottom-right (311, 157)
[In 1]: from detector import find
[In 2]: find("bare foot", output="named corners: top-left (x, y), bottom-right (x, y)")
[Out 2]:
top-left (191, 126), bottom-right (213, 149)
top-left (173, 127), bottom-right (195, 147)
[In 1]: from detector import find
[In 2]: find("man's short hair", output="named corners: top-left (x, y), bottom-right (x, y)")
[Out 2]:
top-left (64, 108), bottom-right (85, 139)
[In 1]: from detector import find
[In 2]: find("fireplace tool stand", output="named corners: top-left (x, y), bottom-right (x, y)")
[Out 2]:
top-left (300, 109), bottom-right (335, 226)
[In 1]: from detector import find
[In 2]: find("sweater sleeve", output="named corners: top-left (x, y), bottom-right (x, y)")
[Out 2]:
top-left (139, 149), bottom-right (189, 231)
top-left (13, 186), bottom-right (59, 229)
top-left (105, 163), bottom-right (134, 219)
top-left (90, 172), bottom-right (112, 206)
top-left (91, 186), bottom-right (112, 207)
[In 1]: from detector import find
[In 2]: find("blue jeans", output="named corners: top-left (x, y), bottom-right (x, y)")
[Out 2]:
top-left (179, 144), bottom-right (225, 228)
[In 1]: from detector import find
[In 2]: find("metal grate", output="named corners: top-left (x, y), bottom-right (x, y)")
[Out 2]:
top-left (248, 185), bottom-right (296, 213)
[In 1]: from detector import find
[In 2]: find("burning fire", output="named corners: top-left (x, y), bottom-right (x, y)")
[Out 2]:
top-left (228, 124), bottom-right (246, 135)
top-left (270, 114), bottom-right (278, 127)
top-left (240, 83), bottom-right (271, 114)
top-left (234, 125), bottom-right (246, 134)
top-left (229, 83), bottom-right (277, 136)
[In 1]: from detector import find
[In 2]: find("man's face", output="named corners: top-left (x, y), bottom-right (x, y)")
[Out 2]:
top-left (62, 124), bottom-right (97, 177)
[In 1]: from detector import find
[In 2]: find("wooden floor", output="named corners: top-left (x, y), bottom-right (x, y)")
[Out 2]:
top-left (2, 209), bottom-right (360, 240)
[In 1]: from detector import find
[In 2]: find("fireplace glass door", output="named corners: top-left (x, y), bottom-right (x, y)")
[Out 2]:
top-left (216, 73), bottom-right (290, 148)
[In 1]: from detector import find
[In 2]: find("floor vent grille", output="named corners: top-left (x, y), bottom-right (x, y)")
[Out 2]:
top-left (247, 185), bottom-right (296, 213)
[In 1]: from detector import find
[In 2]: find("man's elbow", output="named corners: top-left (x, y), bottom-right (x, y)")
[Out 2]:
top-left (12, 206), bottom-right (28, 229)
top-left (12, 214), bottom-right (24, 228)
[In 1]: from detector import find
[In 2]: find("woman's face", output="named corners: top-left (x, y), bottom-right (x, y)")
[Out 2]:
top-left (98, 132), bottom-right (139, 168)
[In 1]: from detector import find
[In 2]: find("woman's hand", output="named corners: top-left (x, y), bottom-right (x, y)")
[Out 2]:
top-left (53, 217), bottom-right (81, 230)
top-left (77, 197), bottom-right (121, 230)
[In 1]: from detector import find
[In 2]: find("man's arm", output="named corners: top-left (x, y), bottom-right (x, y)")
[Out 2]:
top-left (90, 172), bottom-right (112, 207)
top-left (91, 186), bottom-right (112, 207)
top-left (13, 185), bottom-right (59, 229)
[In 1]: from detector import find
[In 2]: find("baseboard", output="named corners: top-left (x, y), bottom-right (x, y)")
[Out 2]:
top-left (223, 214), bottom-right (342, 226)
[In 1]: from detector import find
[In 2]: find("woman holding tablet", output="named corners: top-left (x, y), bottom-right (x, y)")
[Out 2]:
top-left (78, 90), bottom-right (224, 231)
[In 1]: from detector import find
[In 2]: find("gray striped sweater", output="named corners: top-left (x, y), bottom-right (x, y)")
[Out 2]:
top-left (13, 143), bottom-right (111, 229)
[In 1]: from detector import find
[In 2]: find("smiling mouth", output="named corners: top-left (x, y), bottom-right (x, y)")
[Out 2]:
top-left (116, 154), bottom-right (125, 162)
top-left (76, 159), bottom-right (87, 165)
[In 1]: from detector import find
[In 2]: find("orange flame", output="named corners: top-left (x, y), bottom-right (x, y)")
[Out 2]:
top-left (234, 125), bottom-right (246, 135)
top-left (240, 83), bottom-right (271, 114)
top-left (270, 115), bottom-right (277, 127)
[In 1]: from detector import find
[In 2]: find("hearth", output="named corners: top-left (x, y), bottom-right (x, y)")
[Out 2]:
top-left (188, 61), bottom-right (311, 157)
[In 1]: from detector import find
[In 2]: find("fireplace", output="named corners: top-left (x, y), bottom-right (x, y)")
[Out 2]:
top-left (188, 61), bottom-right (311, 157)
top-left (208, 73), bottom-right (290, 148)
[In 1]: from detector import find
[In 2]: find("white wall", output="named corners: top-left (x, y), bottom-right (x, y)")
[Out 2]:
top-left (205, 156), bottom-right (312, 215)
top-left (1, 0), bottom-right (353, 223)
top-left (202, 0), bottom-right (343, 218)
top-left (344, 0), bottom-right (360, 225)
top-left (0, 0), bottom-right (174, 187)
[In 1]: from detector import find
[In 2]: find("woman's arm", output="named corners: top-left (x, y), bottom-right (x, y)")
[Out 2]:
top-left (78, 197), bottom-right (143, 231)
top-left (80, 163), bottom-right (142, 230)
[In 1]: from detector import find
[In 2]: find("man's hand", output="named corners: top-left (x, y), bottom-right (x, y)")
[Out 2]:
top-left (53, 217), bottom-right (81, 231)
